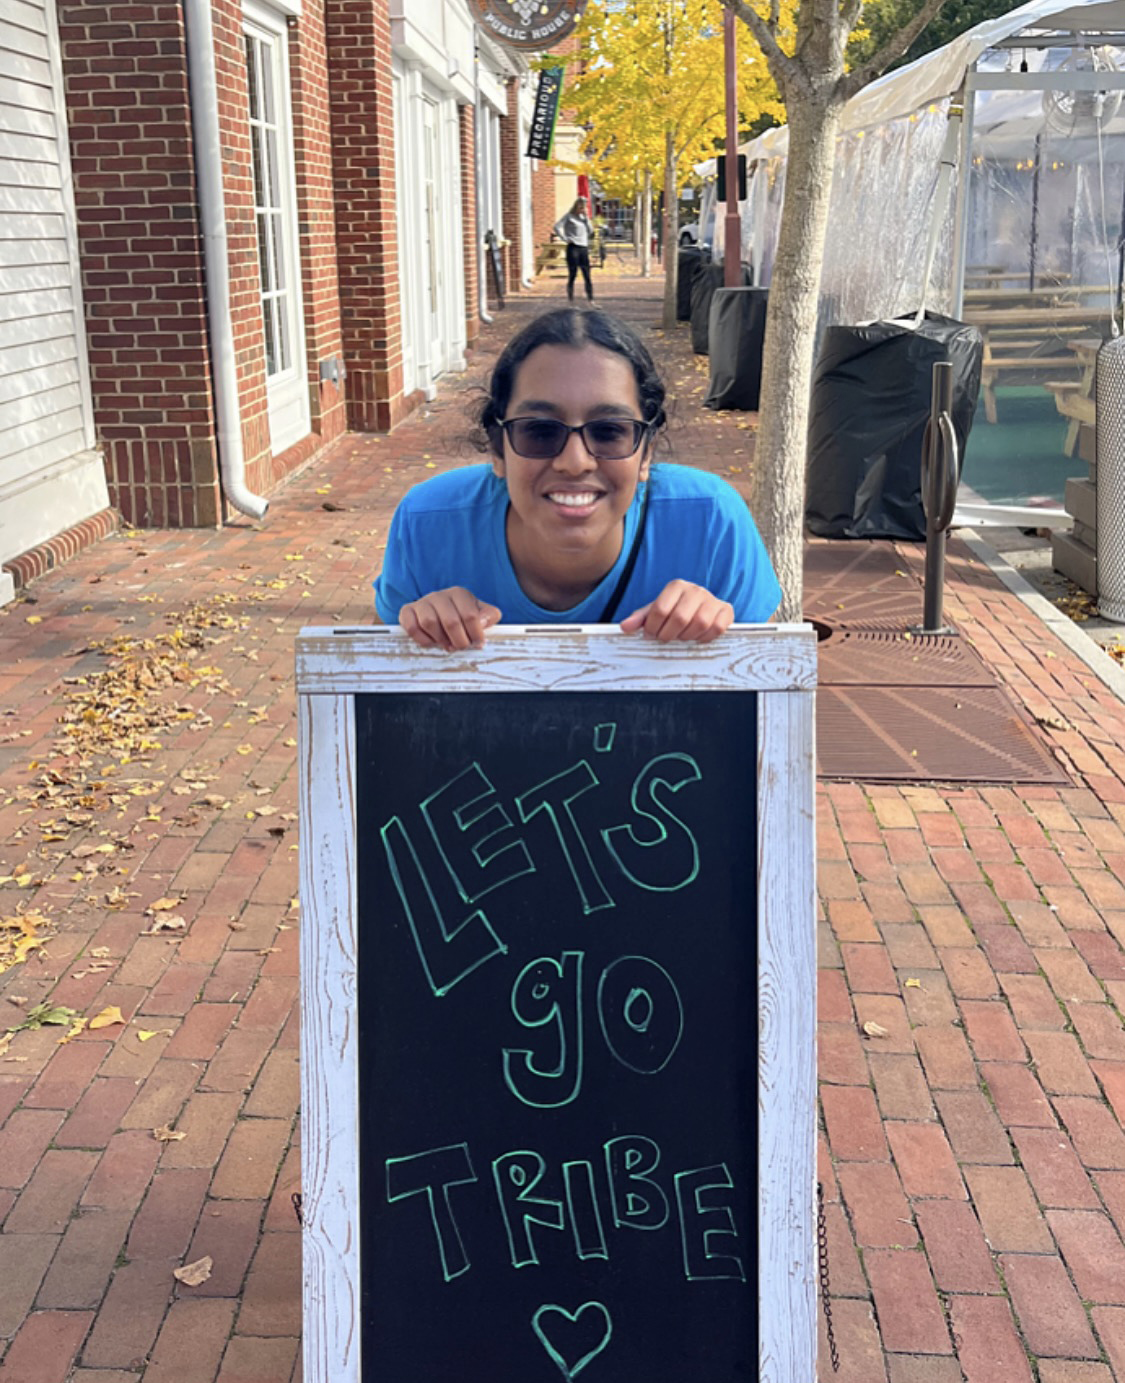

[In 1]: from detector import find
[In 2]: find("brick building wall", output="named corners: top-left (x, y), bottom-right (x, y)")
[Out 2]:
top-left (288, 10), bottom-right (348, 466)
top-left (499, 78), bottom-right (522, 295)
top-left (58, 1), bottom-right (220, 528)
top-left (326, 0), bottom-right (407, 433)
top-left (459, 103), bottom-right (480, 350)
top-left (533, 160), bottom-right (557, 257)
top-left (58, 1), bottom-right (346, 528)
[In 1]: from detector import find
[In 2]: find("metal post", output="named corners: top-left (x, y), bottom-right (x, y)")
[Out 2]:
top-left (723, 10), bottom-right (740, 286)
top-left (916, 361), bottom-right (960, 635)
top-left (950, 76), bottom-right (977, 319)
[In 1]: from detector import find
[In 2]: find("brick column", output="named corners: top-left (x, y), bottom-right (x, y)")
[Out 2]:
top-left (500, 77), bottom-right (522, 294)
top-left (326, 0), bottom-right (404, 432)
top-left (533, 160), bottom-right (557, 264)
top-left (459, 103), bottom-right (480, 349)
top-left (58, 2), bottom-right (221, 528)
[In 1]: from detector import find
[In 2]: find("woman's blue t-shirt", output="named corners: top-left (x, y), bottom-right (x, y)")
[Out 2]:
top-left (373, 462), bottom-right (781, 625)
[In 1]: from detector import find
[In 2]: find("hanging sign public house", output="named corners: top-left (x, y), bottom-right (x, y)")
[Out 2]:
top-left (473, 0), bottom-right (588, 51)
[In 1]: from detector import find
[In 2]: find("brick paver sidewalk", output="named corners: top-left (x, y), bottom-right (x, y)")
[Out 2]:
top-left (2, 265), bottom-right (1125, 1381)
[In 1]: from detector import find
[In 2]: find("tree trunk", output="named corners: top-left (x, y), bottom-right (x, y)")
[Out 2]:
top-left (641, 171), bottom-right (653, 277)
top-left (633, 187), bottom-right (642, 257)
top-left (752, 93), bottom-right (842, 623)
top-left (662, 133), bottom-right (679, 328)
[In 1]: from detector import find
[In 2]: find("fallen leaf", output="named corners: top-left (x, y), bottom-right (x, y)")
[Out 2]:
top-left (91, 947), bottom-right (111, 958)
top-left (904, 978), bottom-right (922, 989)
top-left (142, 916), bottom-right (186, 935)
top-left (862, 1020), bottom-right (891, 1039)
top-left (154, 1123), bottom-right (186, 1142)
top-left (89, 1005), bottom-right (125, 1030)
top-left (173, 1255), bottom-right (213, 1287)
top-left (1035, 713), bottom-right (1071, 732)
top-left (57, 1016), bottom-right (88, 1045)
top-left (137, 1028), bottom-right (173, 1042)
top-left (147, 896), bottom-right (183, 913)
top-left (12, 1001), bottom-right (77, 1031)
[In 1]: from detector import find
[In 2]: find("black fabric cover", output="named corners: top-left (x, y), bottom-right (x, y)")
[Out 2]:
top-left (704, 287), bottom-right (769, 411)
top-left (806, 312), bottom-right (983, 540)
top-left (690, 262), bottom-right (752, 354)
top-left (676, 247), bottom-right (706, 321)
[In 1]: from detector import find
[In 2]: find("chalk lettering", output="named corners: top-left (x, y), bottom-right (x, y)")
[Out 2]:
top-left (503, 952), bottom-right (584, 1108)
top-left (385, 1143), bottom-right (478, 1281)
top-left (380, 816), bottom-right (507, 996)
top-left (604, 1135), bottom-right (669, 1231)
top-left (516, 762), bottom-right (615, 914)
top-left (602, 753), bottom-right (702, 892)
top-left (493, 1150), bottom-right (566, 1268)
top-left (597, 956), bottom-right (684, 1074)
top-left (674, 1164), bottom-right (746, 1281)
top-left (421, 763), bottom-right (535, 904)
top-left (563, 1159), bottom-right (608, 1261)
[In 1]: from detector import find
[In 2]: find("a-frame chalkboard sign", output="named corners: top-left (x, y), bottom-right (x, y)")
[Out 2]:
top-left (296, 626), bottom-right (816, 1383)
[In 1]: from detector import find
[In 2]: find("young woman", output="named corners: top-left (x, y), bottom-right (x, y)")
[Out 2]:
top-left (374, 308), bottom-right (781, 651)
top-left (553, 196), bottom-right (595, 302)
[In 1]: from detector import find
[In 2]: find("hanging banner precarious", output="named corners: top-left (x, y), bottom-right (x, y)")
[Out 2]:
top-left (473, 0), bottom-right (587, 51)
top-left (526, 67), bottom-right (564, 161)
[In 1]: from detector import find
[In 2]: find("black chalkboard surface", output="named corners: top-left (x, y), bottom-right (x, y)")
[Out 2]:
top-left (355, 690), bottom-right (758, 1382)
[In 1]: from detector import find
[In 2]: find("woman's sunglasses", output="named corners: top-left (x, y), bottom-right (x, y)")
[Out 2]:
top-left (499, 417), bottom-right (648, 461)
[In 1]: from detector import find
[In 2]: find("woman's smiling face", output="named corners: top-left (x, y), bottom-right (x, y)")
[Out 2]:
top-left (493, 342), bottom-right (650, 605)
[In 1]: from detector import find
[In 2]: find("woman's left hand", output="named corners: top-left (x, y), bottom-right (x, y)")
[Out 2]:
top-left (619, 582), bottom-right (734, 644)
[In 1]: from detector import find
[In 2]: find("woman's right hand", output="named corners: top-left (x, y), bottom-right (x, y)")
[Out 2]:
top-left (399, 588), bottom-right (502, 652)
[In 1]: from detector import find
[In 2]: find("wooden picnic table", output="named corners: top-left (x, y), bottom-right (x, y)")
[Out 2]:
top-left (1046, 337), bottom-right (1101, 457)
top-left (962, 306), bottom-right (1112, 423)
top-left (963, 284), bottom-right (1107, 307)
top-left (964, 267), bottom-right (1072, 289)
top-left (962, 305), bottom-right (1110, 330)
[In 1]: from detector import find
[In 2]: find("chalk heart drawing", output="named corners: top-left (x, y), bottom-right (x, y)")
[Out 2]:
top-left (532, 1301), bottom-right (613, 1381)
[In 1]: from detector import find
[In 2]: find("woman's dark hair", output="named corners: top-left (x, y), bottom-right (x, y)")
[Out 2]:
top-left (478, 308), bottom-right (667, 456)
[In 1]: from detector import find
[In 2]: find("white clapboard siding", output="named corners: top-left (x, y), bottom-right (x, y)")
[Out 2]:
top-left (0, 402), bottom-right (82, 465)
top-left (0, 182), bottom-right (62, 213)
top-left (0, 101), bottom-right (55, 137)
top-left (0, 0), bottom-right (103, 577)
top-left (0, 424), bottom-right (87, 488)
top-left (0, 357), bottom-right (78, 407)
top-left (5, 1), bottom-right (48, 35)
top-left (0, 375), bottom-right (79, 429)
top-left (0, 210), bottom-right (65, 239)
top-left (0, 285), bottom-right (70, 320)
top-left (0, 24), bottom-right (49, 63)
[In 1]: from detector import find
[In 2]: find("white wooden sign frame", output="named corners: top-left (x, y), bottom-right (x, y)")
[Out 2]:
top-left (296, 624), bottom-right (817, 1383)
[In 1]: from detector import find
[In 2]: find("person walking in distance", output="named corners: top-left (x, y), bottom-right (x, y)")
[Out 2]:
top-left (553, 196), bottom-right (595, 302)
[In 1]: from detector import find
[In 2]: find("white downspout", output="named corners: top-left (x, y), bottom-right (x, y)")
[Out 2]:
top-left (183, 0), bottom-right (269, 520)
top-left (474, 47), bottom-right (493, 325)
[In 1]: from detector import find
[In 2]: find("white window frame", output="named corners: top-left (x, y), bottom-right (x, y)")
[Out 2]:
top-left (243, 0), bottom-right (310, 455)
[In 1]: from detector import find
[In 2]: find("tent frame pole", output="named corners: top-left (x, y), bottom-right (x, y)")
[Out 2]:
top-left (951, 71), bottom-right (977, 319)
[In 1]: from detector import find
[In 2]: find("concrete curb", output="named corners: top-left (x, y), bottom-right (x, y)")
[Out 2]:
top-left (957, 526), bottom-right (1125, 705)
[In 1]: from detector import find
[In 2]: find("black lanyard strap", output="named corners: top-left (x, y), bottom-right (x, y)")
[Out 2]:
top-left (599, 484), bottom-right (650, 624)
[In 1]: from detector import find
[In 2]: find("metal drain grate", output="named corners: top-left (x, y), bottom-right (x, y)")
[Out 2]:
top-left (805, 540), bottom-right (925, 631)
top-left (805, 538), bottom-right (1071, 785)
top-left (817, 631), bottom-right (995, 688)
top-left (817, 686), bottom-right (1070, 784)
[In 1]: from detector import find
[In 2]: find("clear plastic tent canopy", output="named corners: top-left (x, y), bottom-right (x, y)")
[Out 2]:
top-left (695, 0), bottom-right (1125, 506)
